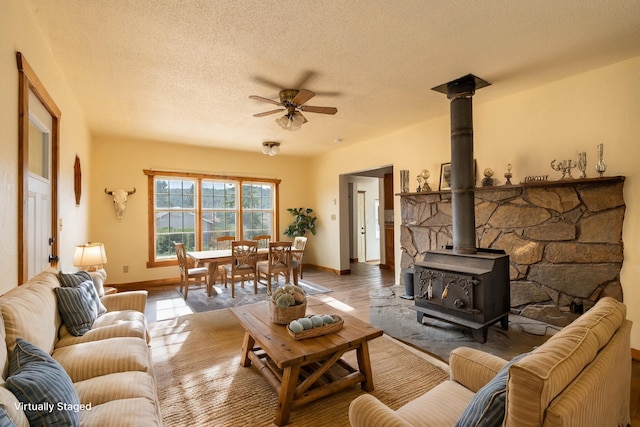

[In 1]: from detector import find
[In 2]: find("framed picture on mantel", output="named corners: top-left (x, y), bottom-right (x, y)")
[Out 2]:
top-left (439, 163), bottom-right (451, 191)
top-left (439, 160), bottom-right (478, 191)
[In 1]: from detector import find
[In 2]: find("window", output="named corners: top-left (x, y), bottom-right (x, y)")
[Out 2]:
top-left (154, 178), bottom-right (197, 258)
top-left (242, 182), bottom-right (273, 240)
top-left (144, 170), bottom-right (280, 266)
top-left (202, 180), bottom-right (237, 249)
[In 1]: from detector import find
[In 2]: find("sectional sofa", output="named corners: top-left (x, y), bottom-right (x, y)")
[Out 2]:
top-left (0, 268), bottom-right (161, 426)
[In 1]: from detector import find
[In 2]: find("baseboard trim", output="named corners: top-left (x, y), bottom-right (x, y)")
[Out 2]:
top-left (110, 265), bottom-right (350, 291)
top-left (305, 264), bottom-right (350, 275)
top-left (111, 277), bottom-right (179, 291)
top-left (632, 348), bottom-right (640, 361)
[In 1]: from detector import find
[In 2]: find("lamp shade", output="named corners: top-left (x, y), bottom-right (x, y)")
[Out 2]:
top-left (73, 242), bottom-right (107, 271)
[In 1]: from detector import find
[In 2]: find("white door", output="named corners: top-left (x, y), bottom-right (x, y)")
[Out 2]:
top-left (27, 90), bottom-right (53, 279)
top-left (357, 191), bottom-right (366, 262)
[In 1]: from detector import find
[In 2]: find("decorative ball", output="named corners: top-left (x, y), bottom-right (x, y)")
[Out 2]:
top-left (310, 315), bottom-right (324, 327)
top-left (288, 320), bottom-right (304, 333)
top-left (298, 317), bottom-right (313, 330)
top-left (322, 315), bottom-right (335, 324)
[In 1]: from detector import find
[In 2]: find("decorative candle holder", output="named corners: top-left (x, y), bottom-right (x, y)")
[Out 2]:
top-left (400, 170), bottom-right (410, 193)
top-left (577, 152), bottom-right (587, 178)
top-left (595, 143), bottom-right (606, 177)
top-left (503, 163), bottom-right (513, 185)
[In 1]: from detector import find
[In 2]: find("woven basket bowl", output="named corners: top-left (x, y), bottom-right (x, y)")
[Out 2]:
top-left (287, 315), bottom-right (344, 340)
top-left (269, 300), bottom-right (307, 324)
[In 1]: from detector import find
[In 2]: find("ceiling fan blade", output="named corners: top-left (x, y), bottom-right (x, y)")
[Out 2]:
top-left (249, 95), bottom-right (282, 106)
top-left (293, 70), bottom-right (317, 90)
top-left (299, 105), bottom-right (338, 115)
top-left (293, 111), bottom-right (308, 124)
top-left (253, 109), bottom-right (285, 117)
top-left (251, 75), bottom-right (287, 90)
top-left (292, 89), bottom-right (315, 106)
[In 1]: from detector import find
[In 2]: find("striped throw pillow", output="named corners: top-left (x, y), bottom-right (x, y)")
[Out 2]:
top-left (0, 406), bottom-right (16, 427)
top-left (455, 352), bottom-right (529, 427)
top-left (6, 338), bottom-right (80, 427)
top-left (58, 271), bottom-right (106, 316)
top-left (55, 281), bottom-right (98, 336)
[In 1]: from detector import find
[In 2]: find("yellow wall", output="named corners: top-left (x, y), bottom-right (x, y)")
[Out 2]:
top-left (90, 135), bottom-right (312, 284)
top-left (310, 56), bottom-right (640, 349)
top-left (0, 0), bottom-right (92, 293)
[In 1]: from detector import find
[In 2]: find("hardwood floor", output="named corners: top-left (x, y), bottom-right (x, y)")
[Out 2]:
top-left (146, 263), bottom-right (639, 424)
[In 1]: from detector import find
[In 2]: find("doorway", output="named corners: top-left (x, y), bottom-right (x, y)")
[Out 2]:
top-left (339, 165), bottom-right (393, 276)
top-left (356, 191), bottom-right (367, 262)
top-left (17, 52), bottom-right (61, 283)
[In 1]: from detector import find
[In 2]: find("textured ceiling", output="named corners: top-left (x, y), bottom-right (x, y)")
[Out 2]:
top-left (26, 0), bottom-right (640, 157)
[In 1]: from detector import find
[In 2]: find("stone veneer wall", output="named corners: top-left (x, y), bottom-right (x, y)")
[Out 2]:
top-left (400, 177), bottom-right (625, 327)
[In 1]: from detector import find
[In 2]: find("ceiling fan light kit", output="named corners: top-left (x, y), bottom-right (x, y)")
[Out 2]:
top-left (250, 88), bottom-right (337, 131)
top-left (276, 113), bottom-right (304, 131)
top-left (262, 141), bottom-right (281, 156)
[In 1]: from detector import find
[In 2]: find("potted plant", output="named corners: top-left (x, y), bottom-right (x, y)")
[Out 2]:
top-left (283, 208), bottom-right (317, 238)
top-left (269, 284), bottom-right (307, 324)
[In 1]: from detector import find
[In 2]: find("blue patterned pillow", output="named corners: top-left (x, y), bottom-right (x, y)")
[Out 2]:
top-left (0, 406), bottom-right (16, 427)
top-left (455, 353), bottom-right (529, 427)
top-left (58, 270), bottom-right (92, 287)
top-left (6, 338), bottom-right (80, 427)
top-left (55, 281), bottom-right (98, 336)
top-left (58, 271), bottom-right (106, 315)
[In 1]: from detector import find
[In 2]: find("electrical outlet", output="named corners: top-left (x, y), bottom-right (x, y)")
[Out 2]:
top-left (123, 265), bottom-right (129, 273)
top-left (331, 214), bottom-right (337, 221)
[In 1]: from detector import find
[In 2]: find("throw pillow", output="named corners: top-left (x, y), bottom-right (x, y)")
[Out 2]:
top-left (0, 406), bottom-right (16, 427)
top-left (455, 352), bottom-right (529, 427)
top-left (59, 271), bottom-right (106, 316)
top-left (88, 269), bottom-right (106, 297)
top-left (58, 270), bottom-right (92, 287)
top-left (55, 281), bottom-right (98, 336)
top-left (6, 338), bottom-right (80, 427)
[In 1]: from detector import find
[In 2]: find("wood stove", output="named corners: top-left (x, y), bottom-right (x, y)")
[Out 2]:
top-left (412, 248), bottom-right (509, 342)
top-left (409, 74), bottom-right (510, 342)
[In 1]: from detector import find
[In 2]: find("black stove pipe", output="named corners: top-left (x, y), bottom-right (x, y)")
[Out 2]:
top-left (432, 75), bottom-right (490, 255)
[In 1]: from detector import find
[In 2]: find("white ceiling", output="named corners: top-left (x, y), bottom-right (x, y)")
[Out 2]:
top-left (26, 0), bottom-right (640, 157)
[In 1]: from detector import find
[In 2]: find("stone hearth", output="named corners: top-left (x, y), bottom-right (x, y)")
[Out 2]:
top-left (400, 177), bottom-right (625, 327)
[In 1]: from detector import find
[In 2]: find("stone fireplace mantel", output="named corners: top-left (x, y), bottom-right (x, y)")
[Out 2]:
top-left (399, 176), bottom-right (625, 326)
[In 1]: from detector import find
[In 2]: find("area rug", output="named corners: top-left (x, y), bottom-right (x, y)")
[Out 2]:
top-left (150, 309), bottom-right (449, 427)
top-left (182, 279), bottom-right (332, 313)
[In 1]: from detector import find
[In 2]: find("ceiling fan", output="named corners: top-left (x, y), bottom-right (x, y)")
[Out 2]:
top-left (249, 89), bottom-right (337, 131)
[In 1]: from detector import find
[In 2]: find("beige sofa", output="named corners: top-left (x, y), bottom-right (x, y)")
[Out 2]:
top-left (0, 268), bottom-right (161, 426)
top-left (349, 297), bottom-right (631, 427)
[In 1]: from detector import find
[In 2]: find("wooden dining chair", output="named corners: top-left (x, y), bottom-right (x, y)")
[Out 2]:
top-left (257, 241), bottom-right (292, 294)
top-left (174, 242), bottom-right (208, 299)
top-left (253, 234), bottom-right (271, 249)
top-left (216, 236), bottom-right (235, 250)
top-left (211, 236), bottom-right (236, 285)
top-left (290, 236), bottom-right (307, 286)
top-left (223, 240), bottom-right (258, 298)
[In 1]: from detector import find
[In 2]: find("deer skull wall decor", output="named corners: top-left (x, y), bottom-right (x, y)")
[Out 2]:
top-left (105, 187), bottom-right (136, 219)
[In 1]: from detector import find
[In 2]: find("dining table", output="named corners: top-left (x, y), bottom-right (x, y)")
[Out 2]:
top-left (187, 248), bottom-right (269, 296)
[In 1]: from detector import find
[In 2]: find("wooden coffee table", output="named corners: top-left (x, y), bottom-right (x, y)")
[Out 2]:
top-left (230, 298), bottom-right (383, 426)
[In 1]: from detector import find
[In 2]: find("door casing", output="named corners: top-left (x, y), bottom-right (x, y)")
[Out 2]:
top-left (17, 52), bottom-right (61, 284)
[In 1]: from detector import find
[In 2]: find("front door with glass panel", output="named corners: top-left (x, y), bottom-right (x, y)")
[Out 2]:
top-left (27, 89), bottom-right (53, 279)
